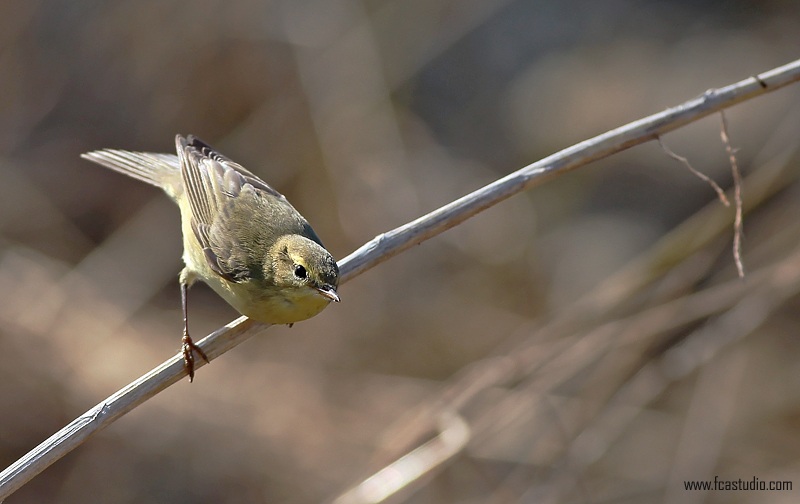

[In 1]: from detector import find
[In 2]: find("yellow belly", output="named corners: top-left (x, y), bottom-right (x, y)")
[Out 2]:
top-left (215, 278), bottom-right (332, 324)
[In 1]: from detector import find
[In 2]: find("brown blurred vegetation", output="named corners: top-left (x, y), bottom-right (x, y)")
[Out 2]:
top-left (1, 1), bottom-right (800, 503)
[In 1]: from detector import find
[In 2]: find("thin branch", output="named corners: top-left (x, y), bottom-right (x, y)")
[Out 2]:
top-left (720, 110), bottom-right (746, 278)
top-left (657, 136), bottom-right (729, 206)
top-left (1, 58), bottom-right (799, 500)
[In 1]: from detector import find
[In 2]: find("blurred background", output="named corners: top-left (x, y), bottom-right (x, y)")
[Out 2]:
top-left (1, 1), bottom-right (800, 503)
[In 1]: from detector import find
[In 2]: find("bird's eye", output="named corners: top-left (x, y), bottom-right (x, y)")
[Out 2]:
top-left (294, 264), bottom-right (307, 279)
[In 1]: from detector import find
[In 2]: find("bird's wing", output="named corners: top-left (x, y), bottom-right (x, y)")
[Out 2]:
top-left (176, 134), bottom-right (290, 283)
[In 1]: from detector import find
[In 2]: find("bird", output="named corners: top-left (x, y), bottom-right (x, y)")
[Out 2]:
top-left (82, 135), bottom-right (340, 381)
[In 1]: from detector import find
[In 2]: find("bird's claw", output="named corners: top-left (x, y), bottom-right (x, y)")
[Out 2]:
top-left (181, 331), bottom-right (209, 382)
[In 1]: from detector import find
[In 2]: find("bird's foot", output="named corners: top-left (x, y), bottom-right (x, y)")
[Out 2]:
top-left (182, 332), bottom-right (210, 382)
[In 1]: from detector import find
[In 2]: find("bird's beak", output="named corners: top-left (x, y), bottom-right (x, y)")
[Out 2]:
top-left (316, 284), bottom-right (340, 303)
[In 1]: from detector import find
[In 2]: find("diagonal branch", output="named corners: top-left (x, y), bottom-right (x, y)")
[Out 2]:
top-left (338, 59), bottom-right (800, 281)
top-left (1, 58), bottom-right (799, 500)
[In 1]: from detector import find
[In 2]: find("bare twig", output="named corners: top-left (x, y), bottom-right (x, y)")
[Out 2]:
top-left (1, 58), bottom-right (799, 500)
top-left (657, 136), bottom-right (729, 206)
top-left (720, 111), bottom-right (746, 277)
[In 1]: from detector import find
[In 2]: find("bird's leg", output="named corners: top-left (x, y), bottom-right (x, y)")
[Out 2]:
top-left (181, 282), bottom-right (209, 382)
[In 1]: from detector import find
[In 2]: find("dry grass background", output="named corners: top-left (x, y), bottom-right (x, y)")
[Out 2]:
top-left (1, 1), bottom-right (800, 503)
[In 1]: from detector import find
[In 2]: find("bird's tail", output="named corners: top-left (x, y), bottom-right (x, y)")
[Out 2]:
top-left (81, 149), bottom-right (182, 197)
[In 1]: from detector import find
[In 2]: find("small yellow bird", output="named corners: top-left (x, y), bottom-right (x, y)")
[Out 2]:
top-left (82, 135), bottom-right (340, 381)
